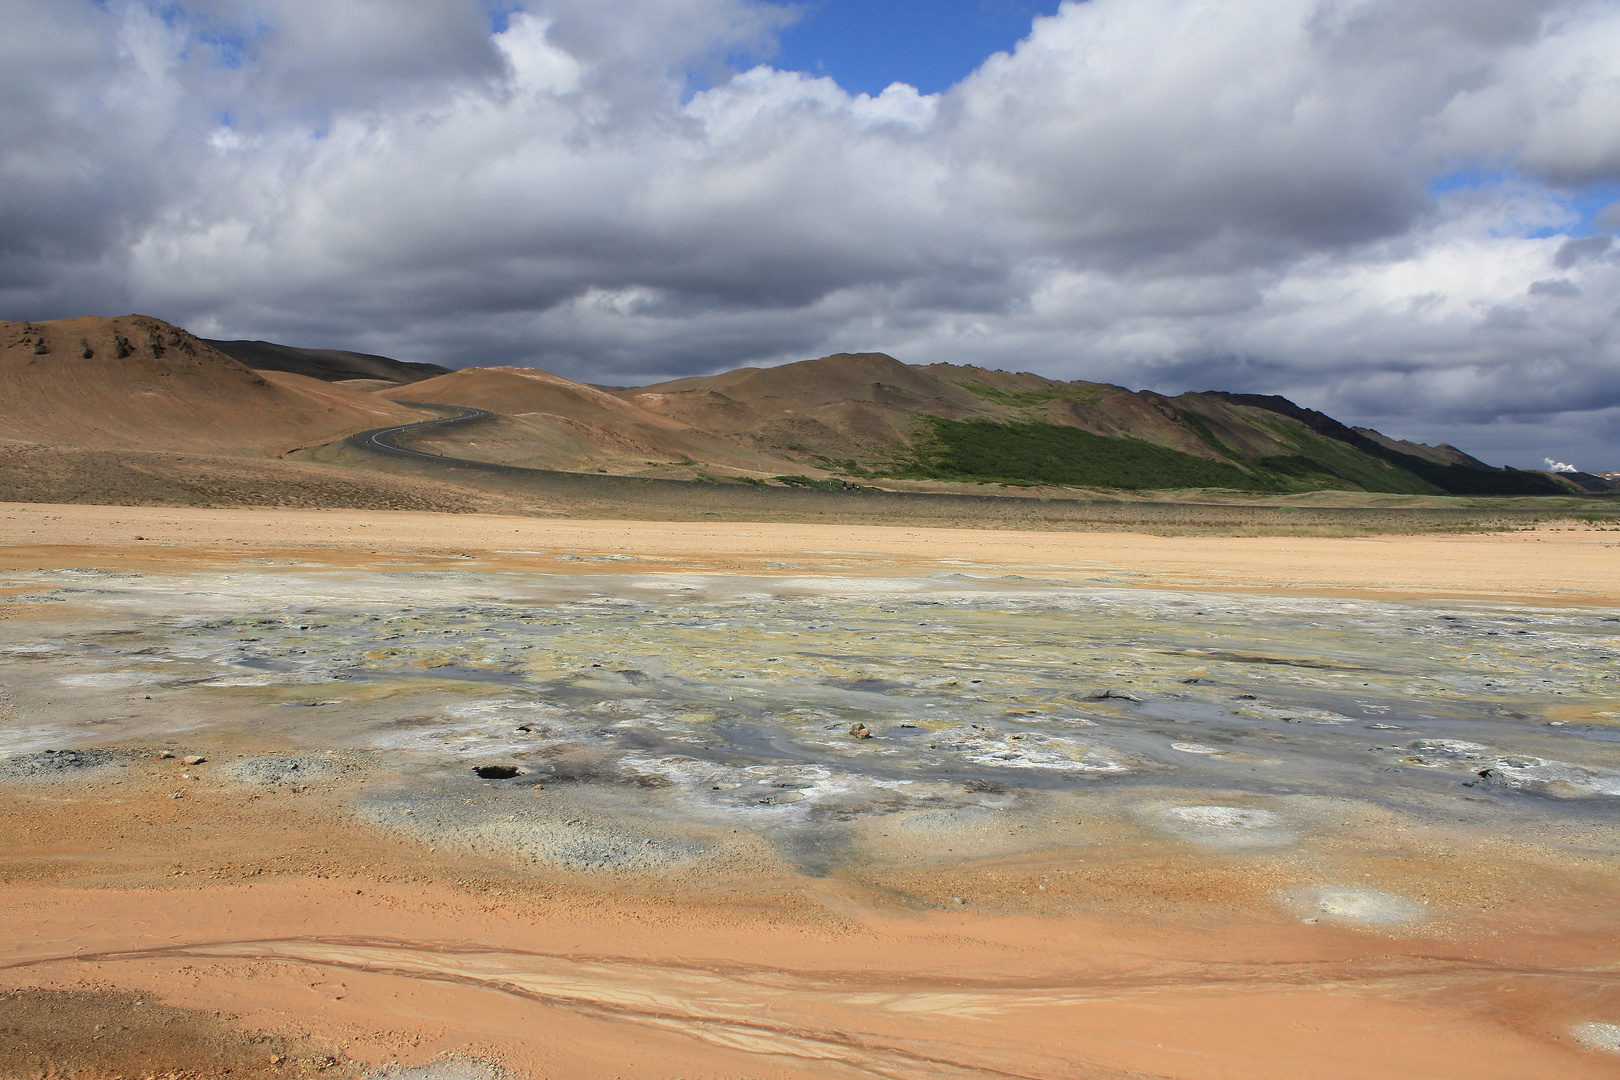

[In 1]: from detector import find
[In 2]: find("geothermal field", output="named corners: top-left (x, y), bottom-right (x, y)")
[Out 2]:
top-left (1, 506), bottom-right (1617, 1079)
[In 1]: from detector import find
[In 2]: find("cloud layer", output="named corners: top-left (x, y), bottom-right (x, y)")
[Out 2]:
top-left (4, 0), bottom-right (1619, 466)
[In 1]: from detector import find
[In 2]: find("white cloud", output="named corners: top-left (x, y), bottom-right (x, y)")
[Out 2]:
top-left (3, 0), bottom-right (1619, 466)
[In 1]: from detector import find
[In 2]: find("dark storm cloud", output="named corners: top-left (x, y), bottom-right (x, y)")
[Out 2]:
top-left (2, 0), bottom-right (1619, 465)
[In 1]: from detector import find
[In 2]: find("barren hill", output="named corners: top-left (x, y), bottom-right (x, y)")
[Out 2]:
top-left (375, 366), bottom-right (784, 472)
top-left (0, 316), bottom-right (419, 456)
top-left (203, 338), bottom-right (450, 387)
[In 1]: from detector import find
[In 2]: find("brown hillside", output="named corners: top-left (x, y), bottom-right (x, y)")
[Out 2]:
top-left (621, 353), bottom-right (1002, 461)
top-left (639, 352), bottom-right (986, 410)
top-left (388, 353), bottom-right (1317, 478)
top-left (1355, 428), bottom-right (1490, 469)
top-left (0, 316), bottom-right (419, 456)
top-left (378, 367), bottom-right (782, 471)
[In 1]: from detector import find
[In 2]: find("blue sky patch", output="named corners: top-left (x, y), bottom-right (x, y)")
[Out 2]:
top-left (770, 0), bottom-right (1062, 96)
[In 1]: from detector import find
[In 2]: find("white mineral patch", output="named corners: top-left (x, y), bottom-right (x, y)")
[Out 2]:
top-left (56, 671), bottom-right (170, 687)
top-left (372, 700), bottom-right (582, 758)
top-left (1167, 806), bottom-right (1278, 829)
top-left (1254, 704), bottom-right (1356, 725)
top-left (1311, 887), bottom-right (1421, 925)
top-left (1170, 742), bottom-right (1224, 755)
top-left (964, 739), bottom-right (1128, 773)
top-left (1573, 1022), bottom-right (1620, 1053)
top-left (0, 724), bottom-right (76, 756)
top-left (1490, 756), bottom-right (1620, 797)
top-left (930, 726), bottom-right (1129, 772)
top-left (195, 671), bottom-right (334, 687)
top-left (1410, 739), bottom-right (1490, 756)
top-left (624, 755), bottom-right (844, 813)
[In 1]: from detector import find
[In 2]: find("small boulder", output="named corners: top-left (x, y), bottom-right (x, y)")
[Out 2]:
top-left (182, 755), bottom-right (206, 766)
top-left (849, 723), bottom-right (872, 739)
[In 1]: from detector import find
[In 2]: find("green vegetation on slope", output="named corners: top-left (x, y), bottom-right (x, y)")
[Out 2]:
top-left (1248, 415), bottom-right (1443, 495)
top-left (1204, 391), bottom-right (1569, 496)
top-left (955, 381), bottom-right (1104, 408)
top-left (888, 417), bottom-right (1261, 490)
top-left (1174, 408), bottom-right (1244, 461)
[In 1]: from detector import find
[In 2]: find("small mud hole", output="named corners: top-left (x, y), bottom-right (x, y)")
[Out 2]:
top-left (473, 764), bottom-right (521, 779)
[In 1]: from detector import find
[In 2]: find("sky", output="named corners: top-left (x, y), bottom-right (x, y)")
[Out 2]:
top-left (3, 1), bottom-right (1619, 469)
top-left (772, 1), bottom-right (1062, 95)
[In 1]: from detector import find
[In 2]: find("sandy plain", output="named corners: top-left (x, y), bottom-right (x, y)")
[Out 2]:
top-left (2, 502), bottom-right (1618, 602)
top-left (1, 502), bottom-right (1618, 1080)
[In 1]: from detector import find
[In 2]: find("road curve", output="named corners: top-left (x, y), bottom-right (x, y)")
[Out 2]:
top-left (348, 401), bottom-right (513, 469)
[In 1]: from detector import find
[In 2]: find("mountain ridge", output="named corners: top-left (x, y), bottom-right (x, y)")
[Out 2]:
top-left (0, 316), bottom-right (1593, 496)
top-left (203, 338), bottom-right (450, 386)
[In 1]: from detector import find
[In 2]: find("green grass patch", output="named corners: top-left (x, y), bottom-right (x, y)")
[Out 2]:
top-left (1247, 415), bottom-right (1442, 494)
top-left (888, 417), bottom-right (1262, 490)
top-left (955, 381), bottom-right (1105, 408)
top-left (1176, 409), bottom-right (1242, 460)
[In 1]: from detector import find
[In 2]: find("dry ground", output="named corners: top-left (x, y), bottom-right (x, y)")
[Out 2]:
top-left (2, 504), bottom-right (1618, 1079)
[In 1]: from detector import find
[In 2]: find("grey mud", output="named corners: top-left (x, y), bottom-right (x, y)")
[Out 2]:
top-left (2, 565), bottom-right (1618, 925)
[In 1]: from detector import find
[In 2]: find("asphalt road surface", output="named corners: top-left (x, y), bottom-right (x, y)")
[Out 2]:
top-left (349, 402), bottom-right (506, 469)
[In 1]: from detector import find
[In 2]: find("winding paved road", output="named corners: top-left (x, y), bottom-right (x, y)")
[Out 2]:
top-left (348, 401), bottom-right (512, 470)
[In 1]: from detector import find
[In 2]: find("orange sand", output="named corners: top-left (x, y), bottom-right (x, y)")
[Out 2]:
top-left (1, 502), bottom-right (1615, 603)
top-left (3, 503), bottom-right (1619, 1078)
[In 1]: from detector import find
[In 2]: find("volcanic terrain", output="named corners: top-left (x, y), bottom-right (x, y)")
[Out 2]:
top-left (0, 315), bottom-right (1606, 516)
top-left (0, 316), bottom-right (417, 456)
